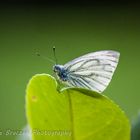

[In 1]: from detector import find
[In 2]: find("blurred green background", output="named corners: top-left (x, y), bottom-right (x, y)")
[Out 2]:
top-left (0, 4), bottom-right (140, 140)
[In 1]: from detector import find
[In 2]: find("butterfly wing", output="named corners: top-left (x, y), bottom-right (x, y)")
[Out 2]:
top-left (64, 50), bottom-right (120, 93)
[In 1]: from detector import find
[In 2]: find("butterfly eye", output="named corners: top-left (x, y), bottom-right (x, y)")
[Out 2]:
top-left (53, 66), bottom-right (56, 72)
top-left (53, 65), bottom-right (60, 73)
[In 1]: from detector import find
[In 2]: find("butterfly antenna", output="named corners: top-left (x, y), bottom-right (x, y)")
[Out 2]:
top-left (53, 46), bottom-right (58, 64)
top-left (35, 49), bottom-right (55, 64)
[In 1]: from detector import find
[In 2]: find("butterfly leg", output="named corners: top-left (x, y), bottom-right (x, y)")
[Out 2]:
top-left (56, 79), bottom-right (65, 93)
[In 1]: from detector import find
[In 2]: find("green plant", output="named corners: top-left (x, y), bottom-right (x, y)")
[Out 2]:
top-left (26, 74), bottom-right (130, 140)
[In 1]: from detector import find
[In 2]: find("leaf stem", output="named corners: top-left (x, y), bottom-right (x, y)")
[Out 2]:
top-left (68, 92), bottom-right (75, 140)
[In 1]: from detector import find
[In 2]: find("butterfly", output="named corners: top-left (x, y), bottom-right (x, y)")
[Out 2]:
top-left (53, 50), bottom-right (120, 93)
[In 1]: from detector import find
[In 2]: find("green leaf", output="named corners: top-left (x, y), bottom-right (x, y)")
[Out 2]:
top-left (26, 74), bottom-right (130, 140)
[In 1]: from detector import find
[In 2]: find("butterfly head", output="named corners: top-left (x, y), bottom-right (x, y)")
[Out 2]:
top-left (53, 65), bottom-right (62, 73)
top-left (53, 65), bottom-right (68, 81)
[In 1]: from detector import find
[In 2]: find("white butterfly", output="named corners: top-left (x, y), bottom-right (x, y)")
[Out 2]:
top-left (53, 50), bottom-right (120, 93)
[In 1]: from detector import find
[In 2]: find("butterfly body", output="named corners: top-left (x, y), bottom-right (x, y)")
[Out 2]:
top-left (53, 50), bottom-right (120, 93)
